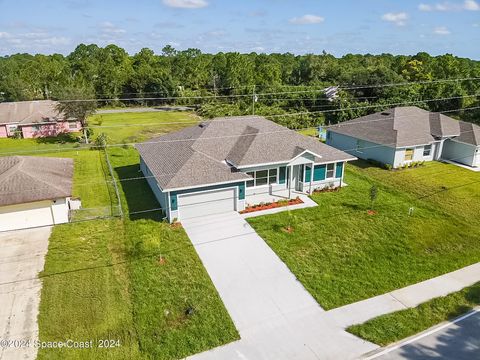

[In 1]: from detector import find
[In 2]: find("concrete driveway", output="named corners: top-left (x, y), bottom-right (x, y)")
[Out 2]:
top-left (183, 212), bottom-right (376, 360)
top-left (0, 227), bottom-right (52, 360)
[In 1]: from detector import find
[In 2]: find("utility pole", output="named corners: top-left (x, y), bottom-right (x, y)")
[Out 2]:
top-left (252, 85), bottom-right (257, 115)
top-left (212, 73), bottom-right (218, 98)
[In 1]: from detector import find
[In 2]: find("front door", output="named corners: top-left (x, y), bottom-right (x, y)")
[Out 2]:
top-left (291, 165), bottom-right (303, 191)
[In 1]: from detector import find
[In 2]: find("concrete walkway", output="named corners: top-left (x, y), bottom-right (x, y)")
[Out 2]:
top-left (326, 262), bottom-right (480, 329)
top-left (183, 212), bottom-right (377, 360)
top-left (0, 227), bottom-right (52, 360)
top-left (183, 211), bottom-right (480, 359)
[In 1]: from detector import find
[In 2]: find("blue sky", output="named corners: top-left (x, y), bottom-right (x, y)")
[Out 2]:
top-left (0, 0), bottom-right (479, 58)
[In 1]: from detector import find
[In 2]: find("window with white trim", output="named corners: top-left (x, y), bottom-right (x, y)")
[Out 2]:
top-left (245, 168), bottom-right (278, 188)
top-left (68, 122), bottom-right (77, 129)
top-left (423, 145), bottom-right (432, 157)
top-left (326, 163), bottom-right (335, 178)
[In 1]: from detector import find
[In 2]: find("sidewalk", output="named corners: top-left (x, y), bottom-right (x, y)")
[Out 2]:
top-left (326, 262), bottom-right (480, 328)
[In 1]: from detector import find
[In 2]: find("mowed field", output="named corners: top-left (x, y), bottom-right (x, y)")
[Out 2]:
top-left (88, 111), bottom-right (199, 144)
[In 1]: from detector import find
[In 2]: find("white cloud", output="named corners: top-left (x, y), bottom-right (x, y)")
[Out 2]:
top-left (0, 32), bottom-right (11, 39)
top-left (289, 14), bottom-right (325, 25)
top-left (100, 21), bottom-right (126, 35)
top-left (433, 26), bottom-right (451, 34)
top-left (464, 0), bottom-right (480, 10)
top-left (418, 1), bottom-right (479, 11)
top-left (162, 0), bottom-right (208, 9)
top-left (381, 12), bottom-right (409, 26)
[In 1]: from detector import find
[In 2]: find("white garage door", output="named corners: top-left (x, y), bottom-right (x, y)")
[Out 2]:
top-left (178, 188), bottom-right (236, 220)
top-left (475, 149), bottom-right (480, 167)
top-left (0, 201), bottom-right (54, 232)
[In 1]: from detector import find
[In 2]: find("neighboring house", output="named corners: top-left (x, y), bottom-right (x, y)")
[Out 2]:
top-left (0, 156), bottom-right (76, 232)
top-left (326, 106), bottom-right (480, 169)
top-left (442, 121), bottom-right (480, 168)
top-left (0, 100), bottom-right (82, 138)
top-left (136, 116), bottom-right (356, 222)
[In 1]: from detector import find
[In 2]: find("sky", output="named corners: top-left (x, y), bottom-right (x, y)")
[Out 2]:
top-left (0, 0), bottom-right (479, 58)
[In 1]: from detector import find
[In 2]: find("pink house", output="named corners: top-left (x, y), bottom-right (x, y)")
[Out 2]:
top-left (0, 100), bottom-right (82, 139)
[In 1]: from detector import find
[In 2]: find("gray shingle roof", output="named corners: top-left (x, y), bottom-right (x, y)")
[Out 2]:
top-left (136, 116), bottom-right (355, 190)
top-left (329, 106), bottom-right (461, 148)
top-left (0, 100), bottom-right (69, 125)
top-left (456, 121), bottom-right (480, 146)
top-left (0, 156), bottom-right (73, 207)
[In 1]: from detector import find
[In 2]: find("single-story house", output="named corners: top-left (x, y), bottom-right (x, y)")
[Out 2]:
top-left (0, 100), bottom-right (82, 138)
top-left (0, 156), bottom-right (75, 232)
top-left (326, 106), bottom-right (480, 169)
top-left (136, 115), bottom-right (356, 222)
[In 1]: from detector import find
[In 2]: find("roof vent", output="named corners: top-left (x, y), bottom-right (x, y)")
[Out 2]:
top-left (199, 122), bottom-right (207, 128)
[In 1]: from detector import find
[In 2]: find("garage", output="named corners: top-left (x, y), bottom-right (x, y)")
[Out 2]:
top-left (475, 148), bottom-right (480, 167)
top-left (0, 201), bottom-right (55, 232)
top-left (178, 188), bottom-right (236, 220)
top-left (0, 156), bottom-right (74, 232)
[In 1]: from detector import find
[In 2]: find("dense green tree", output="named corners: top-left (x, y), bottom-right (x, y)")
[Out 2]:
top-left (1, 45), bottom-right (479, 127)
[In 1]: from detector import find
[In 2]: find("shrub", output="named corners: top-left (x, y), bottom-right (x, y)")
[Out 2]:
top-left (384, 164), bottom-right (393, 171)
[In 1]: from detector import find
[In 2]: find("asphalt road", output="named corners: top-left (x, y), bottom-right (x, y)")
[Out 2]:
top-left (375, 310), bottom-right (480, 360)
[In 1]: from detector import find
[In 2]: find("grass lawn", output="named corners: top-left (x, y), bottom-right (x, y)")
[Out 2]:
top-left (347, 282), bottom-right (480, 346)
top-left (37, 145), bottom-right (238, 360)
top-left (88, 111), bottom-right (199, 144)
top-left (247, 161), bottom-right (480, 310)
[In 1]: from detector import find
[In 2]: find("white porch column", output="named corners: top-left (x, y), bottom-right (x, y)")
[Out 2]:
top-left (288, 165), bottom-right (293, 199)
top-left (309, 162), bottom-right (314, 194)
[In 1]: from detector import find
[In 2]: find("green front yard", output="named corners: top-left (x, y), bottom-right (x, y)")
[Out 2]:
top-left (248, 161), bottom-right (480, 310)
top-left (37, 143), bottom-right (238, 358)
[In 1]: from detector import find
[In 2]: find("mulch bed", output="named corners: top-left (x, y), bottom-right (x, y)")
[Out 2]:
top-left (240, 197), bottom-right (303, 214)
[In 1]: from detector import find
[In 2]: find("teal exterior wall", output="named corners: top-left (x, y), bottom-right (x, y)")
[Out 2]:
top-left (279, 166), bottom-right (287, 184)
top-left (336, 162), bottom-right (344, 178)
top-left (313, 164), bottom-right (326, 181)
top-left (305, 165), bottom-right (312, 183)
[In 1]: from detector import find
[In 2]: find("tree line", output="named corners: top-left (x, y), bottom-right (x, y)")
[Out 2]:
top-left (1, 44), bottom-right (479, 127)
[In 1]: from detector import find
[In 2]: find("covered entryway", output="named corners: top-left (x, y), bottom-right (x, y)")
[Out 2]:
top-left (178, 188), bottom-right (236, 220)
top-left (0, 201), bottom-right (55, 232)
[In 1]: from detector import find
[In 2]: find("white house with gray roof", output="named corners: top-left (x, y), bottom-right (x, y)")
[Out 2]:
top-left (136, 116), bottom-right (356, 222)
top-left (326, 106), bottom-right (480, 169)
top-left (0, 156), bottom-right (75, 232)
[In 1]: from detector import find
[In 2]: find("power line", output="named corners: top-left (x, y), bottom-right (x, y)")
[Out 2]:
top-left (44, 76), bottom-right (480, 103)
top-left (3, 117), bottom-right (479, 197)
top-left (1, 103), bottom-right (479, 159)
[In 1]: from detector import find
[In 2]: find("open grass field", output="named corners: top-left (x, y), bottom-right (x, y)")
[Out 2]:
top-left (247, 161), bottom-right (480, 310)
top-left (347, 282), bottom-right (480, 346)
top-left (88, 111), bottom-right (199, 144)
top-left (0, 110), bottom-right (198, 157)
top-left (37, 144), bottom-right (238, 360)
